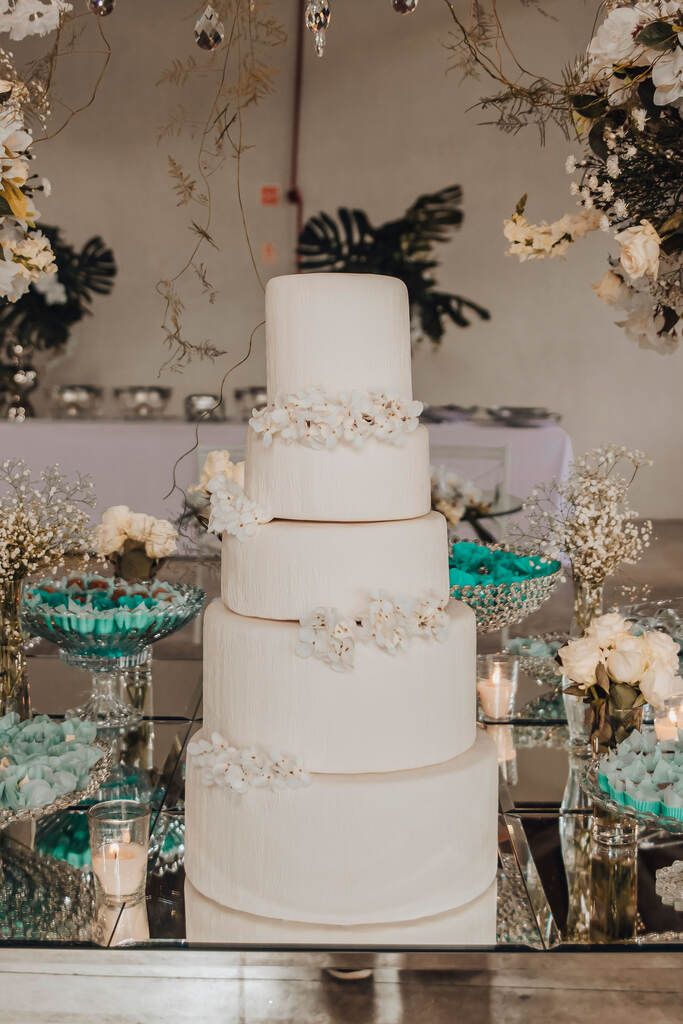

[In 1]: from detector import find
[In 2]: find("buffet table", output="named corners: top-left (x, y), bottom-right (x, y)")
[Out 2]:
top-left (0, 419), bottom-right (573, 520)
top-left (2, 561), bottom-right (682, 957)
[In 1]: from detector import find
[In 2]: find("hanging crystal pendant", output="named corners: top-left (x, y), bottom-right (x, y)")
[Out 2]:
top-left (305, 0), bottom-right (331, 58)
top-left (392, 0), bottom-right (420, 11)
top-left (88, 0), bottom-right (116, 15)
top-left (194, 5), bottom-right (225, 51)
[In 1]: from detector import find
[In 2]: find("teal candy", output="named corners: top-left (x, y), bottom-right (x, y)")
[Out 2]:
top-left (449, 542), bottom-right (561, 588)
top-left (0, 713), bottom-right (102, 812)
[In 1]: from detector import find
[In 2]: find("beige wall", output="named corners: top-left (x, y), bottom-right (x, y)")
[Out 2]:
top-left (33, 0), bottom-right (682, 516)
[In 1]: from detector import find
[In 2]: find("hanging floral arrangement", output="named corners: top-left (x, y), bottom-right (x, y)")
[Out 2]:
top-left (501, 1), bottom-right (683, 354)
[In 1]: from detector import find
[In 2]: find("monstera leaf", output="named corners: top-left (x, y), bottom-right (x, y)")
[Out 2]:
top-left (0, 226), bottom-right (116, 355)
top-left (297, 185), bottom-right (489, 344)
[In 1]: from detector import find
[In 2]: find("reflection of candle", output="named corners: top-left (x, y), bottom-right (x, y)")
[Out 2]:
top-left (91, 842), bottom-right (147, 902)
top-left (655, 707), bottom-right (679, 743)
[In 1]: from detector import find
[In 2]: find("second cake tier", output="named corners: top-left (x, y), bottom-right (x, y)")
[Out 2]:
top-left (203, 597), bottom-right (476, 774)
top-left (222, 512), bottom-right (448, 620)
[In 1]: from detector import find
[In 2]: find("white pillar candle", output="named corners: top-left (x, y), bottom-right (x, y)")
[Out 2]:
top-left (477, 663), bottom-right (516, 719)
top-left (655, 707), bottom-right (680, 744)
top-left (91, 842), bottom-right (148, 902)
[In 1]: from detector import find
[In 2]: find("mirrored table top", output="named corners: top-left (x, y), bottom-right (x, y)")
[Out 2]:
top-left (2, 614), bottom-right (683, 954)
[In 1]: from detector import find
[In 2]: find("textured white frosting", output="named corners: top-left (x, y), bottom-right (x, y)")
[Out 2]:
top-left (245, 424), bottom-right (430, 522)
top-left (185, 731), bottom-right (498, 926)
top-left (185, 877), bottom-right (497, 946)
top-left (265, 274), bottom-right (412, 400)
top-left (202, 597), bottom-right (476, 774)
top-left (222, 512), bottom-right (448, 620)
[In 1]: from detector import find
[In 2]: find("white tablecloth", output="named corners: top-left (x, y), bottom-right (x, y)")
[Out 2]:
top-left (0, 418), bottom-right (573, 521)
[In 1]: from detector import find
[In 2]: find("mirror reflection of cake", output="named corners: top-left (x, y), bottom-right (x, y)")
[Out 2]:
top-left (184, 273), bottom-right (498, 944)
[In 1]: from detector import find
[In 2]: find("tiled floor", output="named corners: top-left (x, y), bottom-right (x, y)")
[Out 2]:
top-left (2, 522), bottom-right (682, 1022)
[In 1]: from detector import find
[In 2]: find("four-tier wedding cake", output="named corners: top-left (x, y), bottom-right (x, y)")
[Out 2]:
top-left (184, 273), bottom-right (498, 944)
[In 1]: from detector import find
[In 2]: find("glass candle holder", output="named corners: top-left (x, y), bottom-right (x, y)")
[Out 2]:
top-left (654, 698), bottom-right (683, 745)
top-left (476, 654), bottom-right (519, 720)
top-left (88, 800), bottom-right (150, 906)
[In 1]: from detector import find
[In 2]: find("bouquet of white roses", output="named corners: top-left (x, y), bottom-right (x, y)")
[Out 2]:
top-left (560, 611), bottom-right (682, 748)
top-left (95, 506), bottom-right (177, 583)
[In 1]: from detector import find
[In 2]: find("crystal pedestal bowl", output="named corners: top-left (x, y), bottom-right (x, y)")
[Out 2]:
top-left (449, 541), bottom-right (562, 633)
top-left (22, 576), bottom-right (205, 730)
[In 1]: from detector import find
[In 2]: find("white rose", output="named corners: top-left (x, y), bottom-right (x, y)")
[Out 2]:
top-left (127, 512), bottom-right (156, 543)
top-left (94, 523), bottom-right (126, 557)
top-left (643, 631), bottom-right (680, 674)
top-left (587, 8), bottom-right (642, 76)
top-left (640, 664), bottom-right (683, 710)
top-left (145, 519), bottom-right (177, 560)
top-left (101, 505), bottom-right (131, 533)
top-left (607, 645), bottom-right (646, 684)
top-left (591, 270), bottom-right (628, 307)
top-left (585, 612), bottom-right (630, 648)
top-left (615, 220), bottom-right (660, 280)
top-left (559, 637), bottom-right (603, 687)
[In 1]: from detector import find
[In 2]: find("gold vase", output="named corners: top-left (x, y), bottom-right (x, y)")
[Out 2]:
top-left (0, 579), bottom-right (31, 719)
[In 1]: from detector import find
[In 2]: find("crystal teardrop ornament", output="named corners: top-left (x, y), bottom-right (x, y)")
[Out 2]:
top-left (194, 5), bottom-right (225, 51)
top-left (88, 0), bottom-right (116, 14)
top-left (392, 0), bottom-right (420, 12)
top-left (305, 0), bottom-right (331, 57)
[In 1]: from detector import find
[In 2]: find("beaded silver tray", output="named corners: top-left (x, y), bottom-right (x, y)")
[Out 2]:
top-left (0, 740), bottom-right (113, 830)
top-left (582, 761), bottom-right (683, 836)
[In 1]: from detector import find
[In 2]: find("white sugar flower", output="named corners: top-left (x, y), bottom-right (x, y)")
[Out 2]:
top-left (601, 181), bottom-right (614, 201)
top-left (207, 475), bottom-right (271, 541)
top-left (565, 154), bottom-right (577, 174)
top-left (249, 388), bottom-right (423, 450)
top-left (614, 198), bottom-right (628, 219)
top-left (189, 733), bottom-right (310, 793)
top-left (296, 607), bottom-right (356, 671)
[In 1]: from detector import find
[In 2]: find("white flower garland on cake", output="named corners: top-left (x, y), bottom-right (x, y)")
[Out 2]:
top-left (249, 387), bottom-right (423, 450)
top-left (188, 733), bottom-right (311, 793)
top-left (207, 473), bottom-right (271, 541)
top-left (296, 592), bottom-right (449, 671)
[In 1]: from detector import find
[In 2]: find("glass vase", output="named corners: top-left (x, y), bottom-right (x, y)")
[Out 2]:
top-left (0, 580), bottom-right (30, 720)
top-left (589, 817), bottom-right (638, 943)
top-left (571, 577), bottom-right (604, 637)
top-left (588, 701), bottom-right (644, 756)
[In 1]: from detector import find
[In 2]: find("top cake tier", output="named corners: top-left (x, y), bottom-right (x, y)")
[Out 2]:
top-left (265, 273), bottom-right (413, 399)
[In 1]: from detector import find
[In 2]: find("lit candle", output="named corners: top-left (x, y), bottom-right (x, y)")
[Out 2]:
top-left (655, 707), bottom-right (680, 744)
top-left (91, 841), bottom-right (148, 903)
top-left (477, 660), bottom-right (518, 720)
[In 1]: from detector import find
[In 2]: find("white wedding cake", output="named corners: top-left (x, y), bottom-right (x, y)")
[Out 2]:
top-left (184, 273), bottom-right (498, 944)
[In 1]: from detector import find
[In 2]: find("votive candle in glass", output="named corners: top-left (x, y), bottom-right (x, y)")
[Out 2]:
top-left (88, 800), bottom-right (150, 905)
top-left (477, 654), bottom-right (519, 720)
top-left (654, 700), bottom-right (683, 744)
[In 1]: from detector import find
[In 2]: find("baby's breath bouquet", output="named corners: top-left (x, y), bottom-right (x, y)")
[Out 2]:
top-left (0, 458), bottom-right (94, 715)
top-left (514, 444), bottom-right (653, 634)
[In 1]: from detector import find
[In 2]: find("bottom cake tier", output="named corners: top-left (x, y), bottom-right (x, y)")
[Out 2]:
top-left (185, 731), bottom-right (498, 927)
top-left (185, 878), bottom-right (497, 946)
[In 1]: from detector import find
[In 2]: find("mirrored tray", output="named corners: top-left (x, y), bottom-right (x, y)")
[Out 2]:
top-left (0, 740), bottom-right (113, 830)
top-left (582, 761), bottom-right (683, 836)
